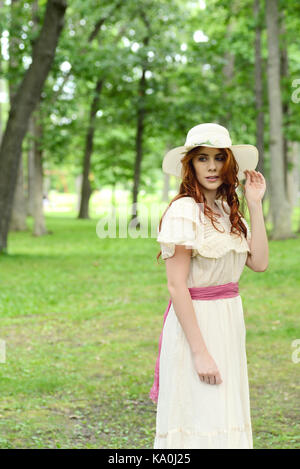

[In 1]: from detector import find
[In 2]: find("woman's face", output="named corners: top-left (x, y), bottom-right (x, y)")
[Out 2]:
top-left (192, 147), bottom-right (225, 189)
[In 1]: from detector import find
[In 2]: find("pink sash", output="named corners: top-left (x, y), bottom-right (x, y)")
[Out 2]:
top-left (149, 281), bottom-right (239, 403)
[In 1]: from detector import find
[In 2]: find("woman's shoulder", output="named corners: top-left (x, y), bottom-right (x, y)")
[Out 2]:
top-left (170, 196), bottom-right (196, 207)
top-left (166, 197), bottom-right (200, 219)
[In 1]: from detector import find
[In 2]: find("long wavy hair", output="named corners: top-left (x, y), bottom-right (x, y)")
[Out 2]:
top-left (156, 146), bottom-right (248, 263)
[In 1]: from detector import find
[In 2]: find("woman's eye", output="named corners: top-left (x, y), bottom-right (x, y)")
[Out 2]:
top-left (198, 157), bottom-right (224, 161)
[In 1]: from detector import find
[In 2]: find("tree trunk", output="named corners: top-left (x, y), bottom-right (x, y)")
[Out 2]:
top-left (0, 0), bottom-right (66, 253)
top-left (78, 78), bottom-right (103, 219)
top-left (219, 2), bottom-right (240, 128)
top-left (131, 67), bottom-right (146, 228)
top-left (76, 174), bottom-right (83, 212)
top-left (130, 12), bottom-right (150, 228)
top-left (27, 115), bottom-right (35, 216)
top-left (33, 107), bottom-right (48, 236)
top-left (287, 141), bottom-right (299, 208)
top-left (220, 20), bottom-right (234, 127)
top-left (253, 0), bottom-right (271, 225)
top-left (0, 0), bottom-right (4, 142)
top-left (253, 0), bottom-right (265, 185)
top-left (265, 0), bottom-right (293, 239)
top-left (0, 80), bottom-right (3, 143)
top-left (8, 0), bottom-right (27, 231)
top-left (9, 0), bottom-right (21, 101)
top-left (279, 10), bottom-right (290, 196)
top-left (0, 77), bottom-right (3, 142)
top-left (9, 154), bottom-right (27, 231)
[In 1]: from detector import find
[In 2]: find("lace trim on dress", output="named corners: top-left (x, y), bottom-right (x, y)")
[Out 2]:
top-left (157, 197), bottom-right (251, 260)
top-left (156, 423), bottom-right (252, 439)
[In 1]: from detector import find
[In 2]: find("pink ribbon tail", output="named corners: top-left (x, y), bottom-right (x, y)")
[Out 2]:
top-left (149, 298), bottom-right (172, 403)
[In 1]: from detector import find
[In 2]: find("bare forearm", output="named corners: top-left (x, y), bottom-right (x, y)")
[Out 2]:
top-left (248, 200), bottom-right (269, 270)
top-left (168, 284), bottom-right (208, 355)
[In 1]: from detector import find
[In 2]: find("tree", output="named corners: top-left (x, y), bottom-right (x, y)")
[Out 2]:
top-left (265, 0), bottom-right (293, 238)
top-left (0, 0), bottom-right (67, 253)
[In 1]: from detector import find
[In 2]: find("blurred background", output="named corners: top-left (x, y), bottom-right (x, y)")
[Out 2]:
top-left (0, 0), bottom-right (299, 450)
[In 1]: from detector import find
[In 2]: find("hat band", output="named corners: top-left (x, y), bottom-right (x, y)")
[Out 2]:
top-left (185, 135), bottom-right (232, 147)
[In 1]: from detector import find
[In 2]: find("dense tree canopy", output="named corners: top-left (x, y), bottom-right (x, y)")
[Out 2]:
top-left (0, 0), bottom-right (299, 248)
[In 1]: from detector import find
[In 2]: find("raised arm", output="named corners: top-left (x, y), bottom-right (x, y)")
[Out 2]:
top-left (243, 170), bottom-right (268, 272)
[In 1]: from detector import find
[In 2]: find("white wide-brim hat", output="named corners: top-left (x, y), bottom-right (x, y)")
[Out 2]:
top-left (163, 123), bottom-right (259, 181)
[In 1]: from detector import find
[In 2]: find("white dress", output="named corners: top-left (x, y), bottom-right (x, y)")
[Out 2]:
top-left (153, 197), bottom-right (253, 449)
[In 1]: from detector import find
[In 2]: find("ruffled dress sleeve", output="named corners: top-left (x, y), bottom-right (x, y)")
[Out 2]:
top-left (157, 197), bottom-right (204, 260)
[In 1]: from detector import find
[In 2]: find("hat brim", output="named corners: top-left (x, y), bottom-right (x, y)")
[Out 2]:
top-left (162, 144), bottom-right (259, 181)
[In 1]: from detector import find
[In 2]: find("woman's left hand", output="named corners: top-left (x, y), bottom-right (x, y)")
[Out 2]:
top-left (243, 170), bottom-right (266, 205)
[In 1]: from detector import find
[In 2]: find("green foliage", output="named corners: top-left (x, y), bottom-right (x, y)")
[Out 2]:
top-left (1, 0), bottom-right (300, 197)
top-left (0, 215), bottom-right (298, 448)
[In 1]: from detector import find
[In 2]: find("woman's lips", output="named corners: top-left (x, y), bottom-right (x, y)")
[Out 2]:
top-left (206, 176), bottom-right (219, 180)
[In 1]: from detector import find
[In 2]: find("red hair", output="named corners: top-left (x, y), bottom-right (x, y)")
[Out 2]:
top-left (156, 146), bottom-right (248, 263)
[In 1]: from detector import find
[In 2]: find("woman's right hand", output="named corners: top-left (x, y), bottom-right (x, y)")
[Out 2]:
top-left (192, 350), bottom-right (223, 385)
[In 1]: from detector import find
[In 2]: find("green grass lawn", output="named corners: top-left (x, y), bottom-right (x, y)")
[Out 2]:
top-left (0, 213), bottom-right (299, 449)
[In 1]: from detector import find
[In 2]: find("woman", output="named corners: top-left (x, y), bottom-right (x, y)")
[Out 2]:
top-left (149, 123), bottom-right (268, 449)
